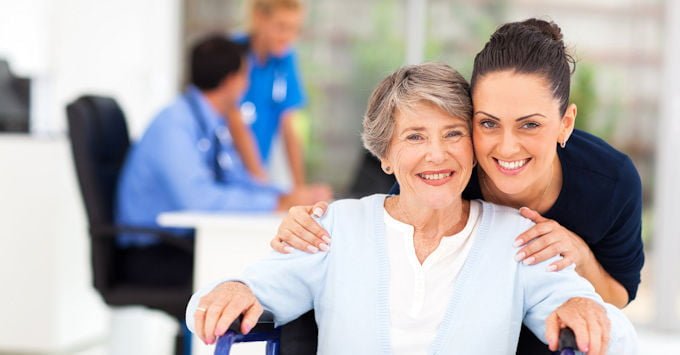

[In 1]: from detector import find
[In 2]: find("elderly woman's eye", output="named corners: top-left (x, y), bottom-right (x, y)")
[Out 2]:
top-left (445, 130), bottom-right (464, 139)
top-left (406, 133), bottom-right (424, 141)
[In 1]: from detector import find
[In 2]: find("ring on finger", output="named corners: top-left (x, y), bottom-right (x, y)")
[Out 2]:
top-left (196, 307), bottom-right (207, 312)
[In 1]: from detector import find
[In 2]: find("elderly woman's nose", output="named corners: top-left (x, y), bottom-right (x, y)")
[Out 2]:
top-left (425, 138), bottom-right (447, 163)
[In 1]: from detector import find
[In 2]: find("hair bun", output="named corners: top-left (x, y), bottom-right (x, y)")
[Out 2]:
top-left (522, 18), bottom-right (563, 42)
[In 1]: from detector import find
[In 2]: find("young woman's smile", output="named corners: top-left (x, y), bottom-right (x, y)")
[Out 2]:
top-left (494, 157), bottom-right (531, 175)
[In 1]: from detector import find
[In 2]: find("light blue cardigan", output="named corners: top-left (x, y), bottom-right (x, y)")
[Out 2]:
top-left (187, 194), bottom-right (636, 354)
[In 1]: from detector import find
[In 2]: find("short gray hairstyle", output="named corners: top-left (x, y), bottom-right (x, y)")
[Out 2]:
top-left (361, 62), bottom-right (472, 159)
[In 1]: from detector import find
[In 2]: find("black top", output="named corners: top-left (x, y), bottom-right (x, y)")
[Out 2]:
top-left (390, 129), bottom-right (644, 300)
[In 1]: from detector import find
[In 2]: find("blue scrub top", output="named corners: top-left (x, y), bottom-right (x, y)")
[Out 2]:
top-left (235, 35), bottom-right (306, 163)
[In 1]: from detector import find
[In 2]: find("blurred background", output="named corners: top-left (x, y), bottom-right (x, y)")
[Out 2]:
top-left (1, 0), bottom-right (678, 354)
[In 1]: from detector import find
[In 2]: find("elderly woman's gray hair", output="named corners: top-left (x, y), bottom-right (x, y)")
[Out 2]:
top-left (361, 62), bottom-right (472, 159)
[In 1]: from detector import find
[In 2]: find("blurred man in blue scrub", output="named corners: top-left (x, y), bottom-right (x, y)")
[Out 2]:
top-left (230, 0), bottom-right (315, 188)
top-left (115, 35), bottom-right (328, 286)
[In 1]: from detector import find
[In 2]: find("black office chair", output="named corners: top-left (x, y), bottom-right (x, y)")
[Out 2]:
top-left (66, 95), bottom-right (194, 354)
top-left (0, 59), bottom-right (30, 132)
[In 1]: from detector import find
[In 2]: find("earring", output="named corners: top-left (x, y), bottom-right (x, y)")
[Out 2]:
top-left (384, 166), bottom-right (392, 173)
top-left (560, 139), bottom-right (567, 149)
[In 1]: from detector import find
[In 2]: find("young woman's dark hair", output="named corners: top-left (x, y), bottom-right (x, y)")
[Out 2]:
top-left (190, 35), bottom-right (248, 91)
top-left (470, 18), bottom-right (576, 115)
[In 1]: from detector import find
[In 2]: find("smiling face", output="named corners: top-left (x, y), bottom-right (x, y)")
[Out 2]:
top-left (382, 101), bottom-right (474, 210)
top-left (472, 70), bottom-right (575, 196)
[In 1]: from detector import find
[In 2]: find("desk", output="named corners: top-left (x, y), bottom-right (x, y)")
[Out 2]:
top-left (158, 211), bottom-right (283, 355)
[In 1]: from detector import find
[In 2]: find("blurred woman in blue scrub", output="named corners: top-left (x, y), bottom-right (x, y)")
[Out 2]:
top-left (230, 0), bottom-right (311, 188)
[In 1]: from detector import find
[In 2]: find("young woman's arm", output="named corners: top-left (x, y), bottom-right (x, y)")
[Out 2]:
top-left (514, 208), bottom-right (630, 308)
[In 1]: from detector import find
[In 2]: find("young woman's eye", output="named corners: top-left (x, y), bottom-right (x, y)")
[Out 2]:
top-left (521, 122), bottom-right (540, 129)
top-left (479, 120), bottom-right (497, 129)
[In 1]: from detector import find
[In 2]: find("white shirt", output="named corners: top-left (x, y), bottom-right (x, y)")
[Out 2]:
top-left (384, 200), bottom-right (481, 355)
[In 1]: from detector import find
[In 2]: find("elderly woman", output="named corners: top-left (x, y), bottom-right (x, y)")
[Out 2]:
top-left (186, 63), bottom-right (635, 354)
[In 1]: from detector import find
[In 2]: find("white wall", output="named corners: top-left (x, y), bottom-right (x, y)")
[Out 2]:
top-left (0, 0), bottom-right (182, 138)
top-left (653, 0), bottom-right (680, 331)
top-left (0, 0), bottom-right (184, 353)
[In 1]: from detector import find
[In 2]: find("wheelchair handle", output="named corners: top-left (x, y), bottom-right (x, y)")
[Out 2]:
top-left (557, 327), bottom-right (583, 355)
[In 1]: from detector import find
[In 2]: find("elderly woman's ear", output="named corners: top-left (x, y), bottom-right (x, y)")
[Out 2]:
top-left (381, 163), bottom-right (393, 175)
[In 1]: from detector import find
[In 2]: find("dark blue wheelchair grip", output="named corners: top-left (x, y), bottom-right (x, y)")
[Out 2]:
top-left (214, 310), bottom-right (280, 355)
top-left (557, 327), bottom-right (580, 355)
top-left (227, 310), bottom-right (276, 333)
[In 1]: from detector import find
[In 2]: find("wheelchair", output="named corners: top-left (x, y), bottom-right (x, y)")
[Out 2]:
top-left (213, 311), bottom-right (581, 355)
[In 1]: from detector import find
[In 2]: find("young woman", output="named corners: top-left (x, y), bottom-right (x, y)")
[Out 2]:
top-left (272, 19), bottom-right (644, 354)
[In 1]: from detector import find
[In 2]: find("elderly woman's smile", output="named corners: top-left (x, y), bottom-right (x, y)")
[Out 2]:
top-left (417, 170), bottom-right (454, 185)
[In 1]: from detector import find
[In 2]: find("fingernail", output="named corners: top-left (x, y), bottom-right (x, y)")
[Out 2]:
top-left (319, 243), bottom-right (330, 252)
top-left (514, 252), bottom-right (526, 261)
top-left (307, 245), bottom-right (319, 253)
top-left (513, 239), bottom-right (523, 247)
top-left (243, 322), bottom-right (252, 334)
top-left (523, 256), bottom-right (535, 265)
top-left (546, 264), bottom-right (557, 272)
top-left (322, 235), bottom-right (331, 244)
top-left (312, 207), bottom-right (324, 217)
top-left (283, 246), bottom-right (294, 253)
